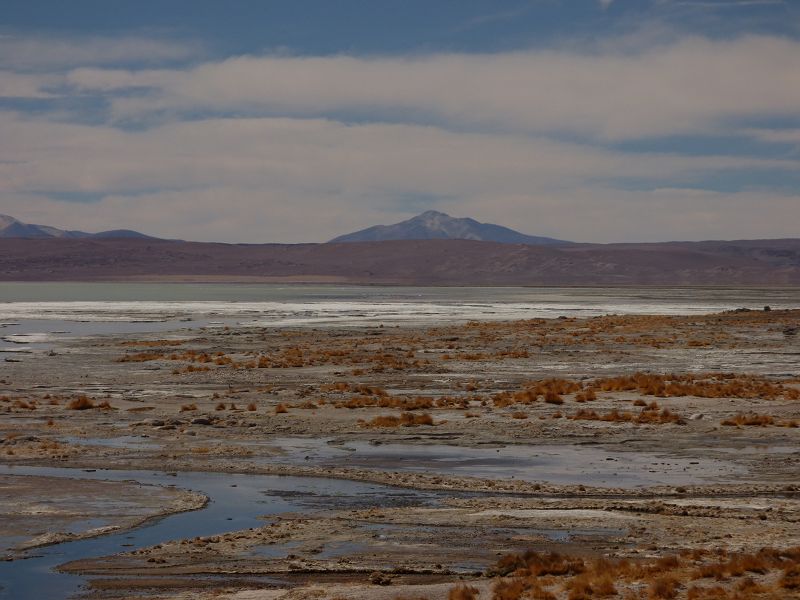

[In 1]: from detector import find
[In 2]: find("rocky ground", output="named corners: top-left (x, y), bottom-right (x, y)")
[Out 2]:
top-left (1, 308), bottom-right (799, 598)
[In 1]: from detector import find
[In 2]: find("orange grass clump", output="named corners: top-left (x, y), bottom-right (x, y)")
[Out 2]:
top-left (67, 396), bottom-right (95, 410)
top-left (570, 407), bottom-right (685, 425)
top-left (721, 412), bottom-right (797, 427)
top-left (592, 372), bottom-right (800, 401)
top-left (448, 585), bottom-right (479, 600)
top-left (781, 565), bottom-right (800, 590)
top-left (465, 547), bottom-right (800, 600)
top-left (360, 412), bottom-right (435, 428)
top-left (649, 576), bottom-right (680, 599)
top-left (116, 351), bottom-right (167, 363)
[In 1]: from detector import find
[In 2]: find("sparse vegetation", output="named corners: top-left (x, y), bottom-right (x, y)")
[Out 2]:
top-left (360, 412), bottom-right (436, 427)
top-left (456, 547), bottom-right (800, 600)
top-left (721, 412), bottom-right (797, 427)
top-left (569, 406), bottom-right (685, 425)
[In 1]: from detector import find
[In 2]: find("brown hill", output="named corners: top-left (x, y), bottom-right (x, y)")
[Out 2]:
top-left (1, 237), bottom-right (799, 285)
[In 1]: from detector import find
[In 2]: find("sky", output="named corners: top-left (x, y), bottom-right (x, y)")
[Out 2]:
top-left (1, 0), bottom-right (799, 243)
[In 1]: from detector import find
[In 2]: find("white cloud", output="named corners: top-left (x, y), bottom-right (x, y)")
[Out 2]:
top-left (0, 71), bottom-right (58, 98)
top-left (1, 113), bottom-right (795, 194)
top-left (744, 128), bottom-right (800, 144)
top-left (1, 112), bottom-right (798, 242)
top-left (0, 35), bottom-right (199, 70)
top-left (3, 32), bottom-right (799, 243)
top-left (59, 35), bottom-right (800, 140)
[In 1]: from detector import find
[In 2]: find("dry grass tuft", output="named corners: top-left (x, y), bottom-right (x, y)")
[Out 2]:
top-left (474, 546), bottom-right (800, 600)
top-left (67, 396), bottom-right (95, 410)
top-left (493, 579), bottom-right (527, 600)
top-left (544, 391), bottom-right (564, 405)
top-left (780, 565), bottom-right (800, 590)
top-left (448, 584), bottom-right (479, 600)
top-left (569, 407), bottom-right (685, 425)
top-left (720, 412), bottom-right (796, 427)
top-left (593, 371), bottom-right (800, 401)
top-left (360, 412), bottom-right (436, 428)
top-left (648, 576), bottom-right (680, 599)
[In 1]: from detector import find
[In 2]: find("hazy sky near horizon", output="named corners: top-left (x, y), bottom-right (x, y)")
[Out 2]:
top-left (1, 0), bottom-right (799, 243)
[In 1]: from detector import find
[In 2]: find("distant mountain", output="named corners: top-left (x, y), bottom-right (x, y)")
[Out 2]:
top-left (2, 237), bottom-right (800, 285)
top-left (0, 214), bottom-right (155, 240)
top-left (329, 210), bottom-right (569, 245)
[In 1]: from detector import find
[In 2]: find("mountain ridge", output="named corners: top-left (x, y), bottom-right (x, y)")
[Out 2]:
top-left (2, 237), bottom-right (799, 285)
top-left (0, 214), bottom-right (155, 240)
top-left (329, 210), bottom-right (569, 245)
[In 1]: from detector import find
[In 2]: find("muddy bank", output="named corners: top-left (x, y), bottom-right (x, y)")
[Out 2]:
top-left (0, 473), bottom-right (205, 557)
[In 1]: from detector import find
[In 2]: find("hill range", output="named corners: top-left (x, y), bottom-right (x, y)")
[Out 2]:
top-left (0, 214), bottom-right (154, 240)
top-left (1, 237), bottom-right (799, 285)
top-left (1, 211), bottom-right (799, 285)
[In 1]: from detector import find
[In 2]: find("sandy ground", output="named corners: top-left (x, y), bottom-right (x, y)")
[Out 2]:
top-left (1, 308), bottom-right (799, 598)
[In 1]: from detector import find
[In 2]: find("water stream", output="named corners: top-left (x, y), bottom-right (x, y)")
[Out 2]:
top-left (0, 465), bottom-right (440, 599)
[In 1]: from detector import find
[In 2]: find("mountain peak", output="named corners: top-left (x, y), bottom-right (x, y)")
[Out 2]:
top-left (0, 214), bottom-right (155, 240)
top-left (416, 210), bottom-right (450, 219)
top-left (329, 211), bottom-right (569, 245)
top-left (0, 214), bottom-right (20, 228)
top-left (414, 210), bottom-right (459, 229)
